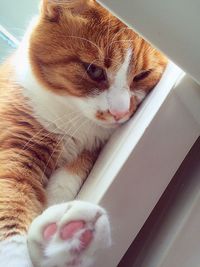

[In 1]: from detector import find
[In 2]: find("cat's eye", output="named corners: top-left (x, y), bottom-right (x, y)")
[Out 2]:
top-left (133, 70), bottom-right (152, 82)
top-left (83, 63), bottom-right (106, 82)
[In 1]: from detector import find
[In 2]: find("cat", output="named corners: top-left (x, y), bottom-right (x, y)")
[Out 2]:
top-left (0, 0), bottom-right (167, 266)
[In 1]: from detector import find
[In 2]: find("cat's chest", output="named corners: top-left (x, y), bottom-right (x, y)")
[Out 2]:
top-left (25, 93), bottom-right (113, 164)
top-left (57, 120), bottom-right (113, 163)
top-left (38, 112), bottom-right (113, 165)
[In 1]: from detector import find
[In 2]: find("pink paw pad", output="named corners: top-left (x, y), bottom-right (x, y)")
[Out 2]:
top-left (60, 221), bottom-right (85, 240)
top-left (43, 223), bottom-right (57, 240)
top-left (61, 221), bottom-right (93, 252)
top-left (43, 220), bottom-right (94, 252)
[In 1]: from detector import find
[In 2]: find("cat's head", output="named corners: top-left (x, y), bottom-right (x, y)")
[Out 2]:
top-left (29, 0), bottom-right (167, 128)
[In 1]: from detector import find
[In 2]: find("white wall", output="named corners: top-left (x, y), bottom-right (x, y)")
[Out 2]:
top-left (119, 138), bottom-right (200, 267)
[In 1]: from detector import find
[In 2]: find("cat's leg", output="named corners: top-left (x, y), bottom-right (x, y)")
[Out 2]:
top-left (28, 150), bottom-right (110, 267)
top-left (46, 167), bottom-right (83, 205)
top-left (28, 200), bottom-right (111, 267)
top-left (46, 149), bottom-right (98, 205)
top-left (0, 127), bottom-right (57, 266)
top-left (0, 174), bottom-right (45, 267)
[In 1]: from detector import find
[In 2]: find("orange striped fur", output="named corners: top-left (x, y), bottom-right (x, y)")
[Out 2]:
top-left (0, 61), bottom-right (60, 239)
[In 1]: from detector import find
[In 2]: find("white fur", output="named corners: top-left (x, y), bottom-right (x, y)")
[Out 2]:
top-left (46, 168), bottom-right (83, 205)
top-left (0, 235), bottom-right (33, 267)
top-left (107, 48), bottom-right (132, 114)
top-left (28, 200), bottom-right (111, 267)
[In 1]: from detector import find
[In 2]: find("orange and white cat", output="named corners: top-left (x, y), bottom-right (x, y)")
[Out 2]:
top-left (0, 0), bottom-right (167, 266)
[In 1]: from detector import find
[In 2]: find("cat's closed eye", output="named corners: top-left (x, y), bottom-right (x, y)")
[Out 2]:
top-left (83, 63), bottom-right (107, 82)
top-left (133, 69), bottom-right (152, 82)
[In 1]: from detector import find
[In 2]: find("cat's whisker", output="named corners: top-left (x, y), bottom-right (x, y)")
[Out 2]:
top-left (107, 26), bottom-right (134, 51)
top-left (79, 58), bottom-right (101, 82)
top-left (106, 13), bottom-right (112, 56)
top-left (41, 115), bottom-right (83, 179)
top-left (21, 111), bottom-right (81, 153)
top-left (62, 117), bottom-right (89, 141)
top-left (0, 88), bottom-right (71, 123)
top-left (1, 106), bottom-right (79, 147)
top-left (51, 118), bottom-right (89, 175)
top-left (64, 36), bottom-right (103, 57)
top-left (3, 112), bottom-right (74, 166)
top-left (24, 91), bottom-right (67, 120)
top-left (105, 56), bottom-right (124, 66)
top-left (110, 40), bottom-right (135, 47)
top-left (42, 122), bottom-right (82, 179)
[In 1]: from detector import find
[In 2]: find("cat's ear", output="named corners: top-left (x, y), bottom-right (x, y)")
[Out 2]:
top-left (41, 0), bottom-right (93, 22)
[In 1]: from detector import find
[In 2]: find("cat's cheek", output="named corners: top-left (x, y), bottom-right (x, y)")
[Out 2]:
top-left (128, 92), bottom-right (145, 117)
top-left (133, 89), bottom-right (147, 104)
top-left (130, 95), bottom-right (138, 113)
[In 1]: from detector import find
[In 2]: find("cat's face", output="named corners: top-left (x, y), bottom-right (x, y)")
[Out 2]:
top-left (29, 0), bottom-right (167, 128)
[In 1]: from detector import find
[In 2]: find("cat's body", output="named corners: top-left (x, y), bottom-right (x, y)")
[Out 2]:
top-left (0, 0), bottom-right (167, 266)
top-left (13, 38), bottom-right (114, 204)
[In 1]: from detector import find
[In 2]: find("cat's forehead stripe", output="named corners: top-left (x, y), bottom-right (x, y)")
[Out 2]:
top-left (115, 48), bottom-right (132, 85)
top-left (121, 48), bottom-right (132, 74)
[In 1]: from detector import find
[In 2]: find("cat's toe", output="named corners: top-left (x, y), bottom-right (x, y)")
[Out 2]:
top-left (43, 223), bottom-right (58, 240)
top-left (59, 220), bottom-right (93, 252)
top-left (28, 201), bottom-right (111, 267)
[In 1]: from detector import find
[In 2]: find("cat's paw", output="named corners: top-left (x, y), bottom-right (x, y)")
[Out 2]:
top-left (28, 201), bottom-right (111, 267)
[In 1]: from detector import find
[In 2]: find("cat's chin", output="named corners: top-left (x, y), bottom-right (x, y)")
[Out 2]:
top-left (95, 120), bottom-right (123, 129)
top-left (86, 116), bottom-right (120, 129)
top-left (86, 115), bottom-right (131, 129)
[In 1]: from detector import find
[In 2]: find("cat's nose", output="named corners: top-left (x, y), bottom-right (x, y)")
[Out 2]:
top-left (109, 109), bottom-right (129, 121)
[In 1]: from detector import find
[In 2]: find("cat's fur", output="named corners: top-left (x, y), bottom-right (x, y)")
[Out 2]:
top-left (0, 0), bottom-right (167, 266)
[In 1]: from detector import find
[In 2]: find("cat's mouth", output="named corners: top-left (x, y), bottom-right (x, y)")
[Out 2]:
top-left (94, 110), bottom-right (131, 128)
top-left (94, 98), bottom-right (137, 128)
top-left (95, 121), bottom-right (122, 129)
